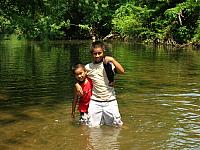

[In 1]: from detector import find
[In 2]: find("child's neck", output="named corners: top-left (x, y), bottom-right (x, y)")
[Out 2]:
top-left (93, 58), bottom-right (104, 64)
top-left (78, 77), bottom-right (88, 85)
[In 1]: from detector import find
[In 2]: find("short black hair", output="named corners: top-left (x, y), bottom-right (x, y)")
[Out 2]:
top-left (72, 64), bottom-right (86, 74)
top-left (90, 41), bottom-right (105, 52)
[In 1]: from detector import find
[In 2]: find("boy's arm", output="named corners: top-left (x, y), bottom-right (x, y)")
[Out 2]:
top-left (75, 82), bottom-right (83, 96)
top-left (71, 87), bottom-right (78, 118)
top-left (104, 56), bottom-right (125, 74)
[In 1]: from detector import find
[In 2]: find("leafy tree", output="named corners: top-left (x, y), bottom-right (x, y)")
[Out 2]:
top-left (112, 0), bottom-right (200, 44)
top-left (1, 0), bottom-right (70, 40)
top-left (0, 0), bottom-right (199, 45)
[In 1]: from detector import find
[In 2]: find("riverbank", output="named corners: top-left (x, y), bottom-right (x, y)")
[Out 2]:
top-left (102, 33), bottom-right (200, 49)
top-left (1, 33), bottom-right (200, 49)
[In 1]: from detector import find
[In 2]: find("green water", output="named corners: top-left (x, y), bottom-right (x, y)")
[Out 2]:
top-left (0, 40), bottom-right (200, 150)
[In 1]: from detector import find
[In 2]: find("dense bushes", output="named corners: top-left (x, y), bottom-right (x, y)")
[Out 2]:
top-left (112, 0), bottom-right (200, 45)
top-left (0, 0), bottom-right (199, 45)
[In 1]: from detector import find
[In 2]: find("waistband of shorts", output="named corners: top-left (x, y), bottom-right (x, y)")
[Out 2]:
top-left (91, 99), bottom-right (116, 102)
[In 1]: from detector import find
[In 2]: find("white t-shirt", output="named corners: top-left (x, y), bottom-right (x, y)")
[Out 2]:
top-left (85, 62), bottom-right (116, 101)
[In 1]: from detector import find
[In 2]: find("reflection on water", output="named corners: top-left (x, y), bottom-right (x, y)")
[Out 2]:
top-left (156, 93), bottom-right (200, 97)
top-left (0, 40), bottom-right (200, 149)
top-left (88, 127), bottom-right (121, 150)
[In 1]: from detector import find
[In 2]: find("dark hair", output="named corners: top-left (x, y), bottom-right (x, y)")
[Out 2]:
top-left (72, 64), bottom-right (86, 74)
top-left (90, 41), bottom-right (105, 52)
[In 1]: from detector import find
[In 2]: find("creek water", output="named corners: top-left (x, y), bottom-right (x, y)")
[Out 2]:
top-left (0, 40), bottom-right (200, 150)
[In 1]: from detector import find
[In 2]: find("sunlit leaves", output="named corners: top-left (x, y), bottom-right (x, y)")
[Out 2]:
top-left (192, 19), bottom-right (200, 42)
top-left (112, 2), bottom-right (153, 39)
top-left (0, 0), bottom-right (199, 43)
top-left (0, 16), bottom-right (13, 34)
top-left (112, 0), bottom-right (200, 44)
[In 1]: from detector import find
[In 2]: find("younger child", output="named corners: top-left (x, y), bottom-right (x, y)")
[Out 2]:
top-left (71, 64), bottom-right (93, 123)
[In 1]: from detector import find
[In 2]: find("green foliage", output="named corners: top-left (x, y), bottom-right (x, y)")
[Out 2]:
top-left (1, 0), bottom-right (128, 40)
top-left (76, 0), bottom-right (118, 37)
top-left (112, 3), bottom-right (145, 37)
top-left (112, 0), bottom-right (200, 44)
top-left (193, 18), bottom-right (200, 42)
top-left (163, 0), bottom-right (200, 43)
top-left (78, 24), bottom-right (90, 31)
top-left (112, 2), bottom-right (159, 40)
top-left (0, 16), bottom-right (14, 35)
top-left (1, 0), bottom-right (70, 40)
top-left (0, 0), bottom-right (200, 44)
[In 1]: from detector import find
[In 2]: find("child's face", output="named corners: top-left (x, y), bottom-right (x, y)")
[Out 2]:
top-left (92, 47), bottom-right (104, 63)
top-left (74, 68), bottom-right (87, 82)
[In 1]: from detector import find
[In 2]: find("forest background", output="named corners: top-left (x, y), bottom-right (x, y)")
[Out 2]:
top-left (1, 0), bottom-right (200, 46)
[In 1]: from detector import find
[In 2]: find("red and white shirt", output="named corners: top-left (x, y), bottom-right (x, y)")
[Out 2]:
top-left (78, 77), bottom-right (93, 112)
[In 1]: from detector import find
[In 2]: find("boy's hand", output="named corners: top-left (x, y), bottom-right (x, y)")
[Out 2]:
top-left (75, 83), bottom-right (83, 96)
top-left (104, 56), bottom-right (114, 64)
top-left (104, 56), bottom-right (125, 74)
top-left (71, 112), bottom-right (75, 118)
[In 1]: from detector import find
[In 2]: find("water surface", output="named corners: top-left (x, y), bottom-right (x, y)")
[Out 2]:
top-left (0, 40), bottom-right (200, 149)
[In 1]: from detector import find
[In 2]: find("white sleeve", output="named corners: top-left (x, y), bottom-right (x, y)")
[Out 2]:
top-left (111, 62), bottom-right (115, 71)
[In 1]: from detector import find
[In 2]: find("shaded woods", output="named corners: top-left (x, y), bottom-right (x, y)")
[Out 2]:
top-left (1, 0), bottom-right (200, 46)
